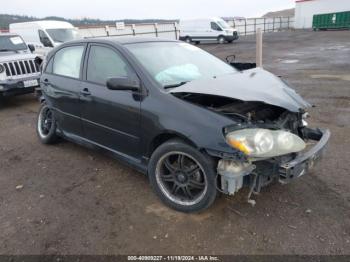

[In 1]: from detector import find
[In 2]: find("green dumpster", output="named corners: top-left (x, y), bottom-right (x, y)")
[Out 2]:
top-left (313, 11), bottom-right (350, 30)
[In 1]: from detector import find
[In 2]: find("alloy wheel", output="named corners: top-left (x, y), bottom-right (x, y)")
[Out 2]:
top-left (155, 151), bottom-right (208, 206)
top-left (38, 105), bottom-right (53, 138)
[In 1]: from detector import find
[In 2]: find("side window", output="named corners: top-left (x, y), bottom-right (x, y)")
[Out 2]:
top-left (38, 30), bottom-right (53, 47)
top-left (53, 46), bottom-right (84, 78)
top-left (211, 22), bottom-right (222, 31)
top-left (87, 45), bottom-right (132, 85)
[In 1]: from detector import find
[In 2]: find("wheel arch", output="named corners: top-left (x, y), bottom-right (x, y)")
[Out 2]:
top-left (217, 34), bottom-right (226, 40)
top-left (147, 131), bottom-right (198, 158)
top-left (39, 95), bottom-right (46, 104)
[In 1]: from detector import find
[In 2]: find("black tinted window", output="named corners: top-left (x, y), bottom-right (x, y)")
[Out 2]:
top-left (53, 46), bottom-right (84, 78)
top-left (0, 35), bottom-right (27, 51)
top-left (211, 22), bottom-right (222, 31)
top-left (39, 30), bottom-right (53, 47)
top-left (87, 45), bottom-right (131, 85)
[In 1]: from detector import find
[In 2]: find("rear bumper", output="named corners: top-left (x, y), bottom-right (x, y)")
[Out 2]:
top-left (0, 76), bottom-right (39, 97)
top-left (278, 128), bottom-right (331, 184)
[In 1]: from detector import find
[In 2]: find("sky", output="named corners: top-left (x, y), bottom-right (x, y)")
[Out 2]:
top-left (1, 0), bottom-right (295, 20)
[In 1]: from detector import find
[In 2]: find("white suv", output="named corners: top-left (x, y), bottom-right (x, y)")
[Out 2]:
top-left (0, 34), bottom-right (41, 97)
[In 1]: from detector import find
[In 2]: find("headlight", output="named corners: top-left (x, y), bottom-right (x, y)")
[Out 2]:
top-left (0, 64), bottom-right (5, 74)
top-left (226, 128), bottom-right (306, 158)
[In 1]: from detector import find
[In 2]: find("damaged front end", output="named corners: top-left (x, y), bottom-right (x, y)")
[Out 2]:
top-left (216, 126), bottom-right (329, 205)
top-left (172, 90), bottom-right (330, 204)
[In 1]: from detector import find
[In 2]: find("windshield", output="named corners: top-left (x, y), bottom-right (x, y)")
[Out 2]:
top-left (217, 20), bottom-right (231, 29)
top-left (125, 42), bottom-right (236, 87)
top-left (46, 28), bottom-right (80, 43)
top-left (0, 35), bottom-right (27, 51)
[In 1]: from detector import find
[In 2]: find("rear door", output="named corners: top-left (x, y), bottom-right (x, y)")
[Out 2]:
top-left (41, 44), bottom-right (86, 137)
top-left (80, 43), bottom-right (142, 159)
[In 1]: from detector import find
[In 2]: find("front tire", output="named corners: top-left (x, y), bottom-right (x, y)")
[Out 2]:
top-left (185, 36), bottom-right (192, 43)
top-left (148, 139), bottom-right (217, 213)
top-left (37, 103), bottom-right (58, 144)
top-left (218, 36), bottom-right (226, 44)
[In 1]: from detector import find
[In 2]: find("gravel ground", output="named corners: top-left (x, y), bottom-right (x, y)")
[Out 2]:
top-left (0, 30), bottom-right (349, 255)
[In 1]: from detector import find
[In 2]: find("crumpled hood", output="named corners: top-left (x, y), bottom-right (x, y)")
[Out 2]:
top-left (0, 51), bottom-right (37, 63)
top-left (170, 68), bottom-right (311, 112)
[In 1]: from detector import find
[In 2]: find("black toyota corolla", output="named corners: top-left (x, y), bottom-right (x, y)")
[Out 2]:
top-left (37, 37), bottom-right (330, 212)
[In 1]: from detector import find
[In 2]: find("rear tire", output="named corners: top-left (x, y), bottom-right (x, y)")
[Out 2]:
top-left (37, 103), bottom-right (58, 144)
top-left (148, 139), bottom-right (217, 213)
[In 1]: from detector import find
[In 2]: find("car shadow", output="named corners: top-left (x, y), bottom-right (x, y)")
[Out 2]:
top-left (0, 94), bottom-right (38, 110)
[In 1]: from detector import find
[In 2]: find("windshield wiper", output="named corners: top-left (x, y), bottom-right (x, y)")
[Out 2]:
top-left (0, 49), bottom-right (12, 52)
top-left (163, 81), bottom-right (189, 89)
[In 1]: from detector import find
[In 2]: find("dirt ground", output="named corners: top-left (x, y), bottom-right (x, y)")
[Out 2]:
top-left (0, 31), bottom-right (349, 255)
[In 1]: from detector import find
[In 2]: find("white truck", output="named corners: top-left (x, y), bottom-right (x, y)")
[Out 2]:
top-left (9, 20), bottom-right (81, 57)
top-left (179, 17), bottom-right (239, 44)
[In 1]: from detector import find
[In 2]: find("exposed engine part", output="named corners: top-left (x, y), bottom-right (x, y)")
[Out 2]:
top-left (174, 93), bottom-right (305, 136)
top-left (175, 93), bottom-right (288, 122)
top-left (217, 160), bottom-right (255, 195)
top-left (247, 172), bottom-right (258, 207)
top-left (254, 172), bottom-right (275, 192)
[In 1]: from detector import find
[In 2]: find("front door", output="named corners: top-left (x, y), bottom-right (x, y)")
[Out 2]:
top-left (209, 22), bottom-right (222, 40)
top-left (80, 44), bottom-right (141, 159)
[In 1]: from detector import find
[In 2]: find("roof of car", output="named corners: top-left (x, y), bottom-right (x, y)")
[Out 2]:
top-left (70, 36), bottom-right (178, 45)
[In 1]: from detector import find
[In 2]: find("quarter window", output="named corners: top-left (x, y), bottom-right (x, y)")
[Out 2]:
top-left (53, 46), bottom-right (84, 78)
top-left (87, 45), bottom-right (131, 85)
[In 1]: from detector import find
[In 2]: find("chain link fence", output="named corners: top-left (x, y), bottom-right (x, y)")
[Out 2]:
top-left (78, 22), bottom-right (179, 39)
top-left (227, 17), bottom-right (295, 36)
top-left (78, 17), bottom-right (294, 40)
top-left (0, 17), bottom-right (295, 39)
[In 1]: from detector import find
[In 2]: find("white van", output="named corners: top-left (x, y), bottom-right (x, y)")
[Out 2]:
top-left (9, 20), bottom-right (81, 56)
top-left (179, 17), bottom-right (238, 44)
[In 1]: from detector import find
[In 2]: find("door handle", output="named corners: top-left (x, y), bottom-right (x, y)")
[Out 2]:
top-left (80, 88), bottom-right (91, 96)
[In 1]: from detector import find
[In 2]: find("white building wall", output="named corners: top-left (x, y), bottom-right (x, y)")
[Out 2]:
top-left (295, 0), bottom-right (350, 29)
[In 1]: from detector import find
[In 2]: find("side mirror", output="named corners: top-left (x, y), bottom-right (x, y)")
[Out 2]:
top-left (106, 77), bottom-right (140, 91)
top-left (28, 44), bottom-right (35, 53)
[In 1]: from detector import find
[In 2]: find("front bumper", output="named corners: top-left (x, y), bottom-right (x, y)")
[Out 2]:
top-left (225, 31), bottom-right (239, 41)
top-left (216, 127), bottom-right (330, 196)
top-left (278, 128), bottom-right (330, 184)
top-left (0, 76), bottom-right (40, 97)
